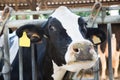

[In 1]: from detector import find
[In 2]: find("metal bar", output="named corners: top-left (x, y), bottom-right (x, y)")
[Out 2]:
top-left (93, 58), bottom-right (100, 80)
top-left (84, 16), bottom-right (120, 24)
top-left (5, 15), bottom-right (120, 28)
top-left (93, 46), bottom-right (100, 80)
top-left (3, 25), bottom-right (10, 80)
top-left (0, 47), bottom-right (3, 60)
top-left (19, 47), bottom-right (23, 80)
top-left (104, 6), bottom-right (120, 10)
top-left (6, 19), bottom-right (47, 28)
top-left (107, 23), bottom-right (113, 80)
top-left (31, 44), bottom-right (37, 80)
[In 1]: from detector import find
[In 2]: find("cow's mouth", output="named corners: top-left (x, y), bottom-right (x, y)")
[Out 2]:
top-left (75, 58), bottom-right (93, 61)
top-left (61, 55), bottom-right (98, 72)
top-left (74, 51), bottom-right (93, 61)
top-left (68, 52), bottom-right (98, 64)
top-left (62, 51), bottom-right (99, 72)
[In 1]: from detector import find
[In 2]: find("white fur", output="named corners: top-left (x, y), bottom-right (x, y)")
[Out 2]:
top-left (51, 6), bottom-right (84, 42)
top-left (52, 61), bottom-right (66, 80)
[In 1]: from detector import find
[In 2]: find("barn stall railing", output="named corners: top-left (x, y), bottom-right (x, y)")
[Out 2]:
top-left (0, 6), bottom-right (13, 80)
top-left (0, 5), bottom-right (120, 80)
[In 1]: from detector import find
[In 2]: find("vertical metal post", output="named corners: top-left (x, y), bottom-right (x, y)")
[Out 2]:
top-left (93, 46), bottom-right (100, 80)
top-left (3, 25), bottom-right (10, 80)
top-left (93, 60), bottom-right (100, 80)
top-left (107, 23), bottom-right (113, 80)
top-left (19, 47), bottom-right (23, 80)
top-left (31, 43), bottom-right (37, 80)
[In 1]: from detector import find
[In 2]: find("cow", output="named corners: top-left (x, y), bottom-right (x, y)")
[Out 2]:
top-left (98, 34), bottom-right (120, 80)
top-left (0, 6), bottom-right (106, 80)
top-left (98, 24), bottom-right (120, 80)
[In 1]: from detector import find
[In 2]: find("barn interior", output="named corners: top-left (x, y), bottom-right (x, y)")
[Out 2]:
top-left (0, 0), bottom-right (120, 80)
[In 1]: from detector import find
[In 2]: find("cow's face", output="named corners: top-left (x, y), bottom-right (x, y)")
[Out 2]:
top-left (43, 6), bottom-right (104, 71)
top-left (16, 6), bottom-right (106, 72)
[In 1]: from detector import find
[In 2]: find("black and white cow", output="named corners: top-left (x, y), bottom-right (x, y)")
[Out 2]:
top-left (0, 6), bottom-right (106, 80)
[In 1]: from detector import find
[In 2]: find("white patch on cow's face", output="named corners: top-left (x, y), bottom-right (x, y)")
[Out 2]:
top-left (52, 60), bottom-right (66, 80)
top-left (51, 6), bottom-right (84, 42)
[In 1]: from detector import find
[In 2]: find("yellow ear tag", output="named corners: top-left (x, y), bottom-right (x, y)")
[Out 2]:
top-left (92, 35), bottom-right (101, 44)
top-left (19, 32), bottom-right (30, 47)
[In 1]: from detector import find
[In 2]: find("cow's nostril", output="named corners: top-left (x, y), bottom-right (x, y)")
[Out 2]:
top-left (73, 48), bottom-right (79, 52)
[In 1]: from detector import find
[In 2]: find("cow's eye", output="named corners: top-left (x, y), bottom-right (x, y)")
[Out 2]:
top-left (49, 26), bottom-right (56, 31)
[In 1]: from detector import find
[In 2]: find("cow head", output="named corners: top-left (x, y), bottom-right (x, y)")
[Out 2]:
top-left (42, 6), bottom-right (106, 71)
top-left (16, 6), bottom-right (106, 72)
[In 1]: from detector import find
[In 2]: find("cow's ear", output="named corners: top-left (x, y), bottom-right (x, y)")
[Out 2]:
top-left (16, 25), bottom-right (25, 38)
top-left (16, 24), bottom-right (44, 43)
top-left (86, 28), bottom-right (106, 45)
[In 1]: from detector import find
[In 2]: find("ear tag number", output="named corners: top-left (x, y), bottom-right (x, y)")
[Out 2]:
top-left (19, 31), bottom-right (30, 47)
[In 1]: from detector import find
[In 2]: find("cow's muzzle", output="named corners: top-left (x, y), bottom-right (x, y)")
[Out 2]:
top-left (65, 40), bottom-right (98, 63)
top-left (63, 40), bottom-right (98, 72)
top-left (73, 42), bottom-right (93, 61)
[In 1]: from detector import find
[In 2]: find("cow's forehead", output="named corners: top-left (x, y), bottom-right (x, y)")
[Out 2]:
top-left (51, 6), bottom-right (84, 41)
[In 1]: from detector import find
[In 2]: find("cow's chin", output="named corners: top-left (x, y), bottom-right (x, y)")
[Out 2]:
top-left (61, 53), bottom-right (99, 72)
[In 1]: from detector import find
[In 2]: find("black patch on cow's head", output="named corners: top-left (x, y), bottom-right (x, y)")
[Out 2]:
top-left (16, 24), bottom-right (44, 43)
top-left (78, 17), bottom-right (87, 38)
top-left (43, 17), bottom-right (72, 66)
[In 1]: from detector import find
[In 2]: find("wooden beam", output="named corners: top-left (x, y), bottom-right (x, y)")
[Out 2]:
top-left (0, 6), bottom-right (120, 16)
